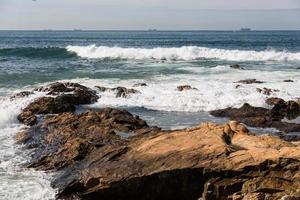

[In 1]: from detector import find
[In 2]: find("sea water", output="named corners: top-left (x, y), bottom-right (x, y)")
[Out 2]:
top-left (0, 30), bottom-right (300, 199)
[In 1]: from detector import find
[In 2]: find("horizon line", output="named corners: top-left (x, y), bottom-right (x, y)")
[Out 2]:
top-left (1, 29), bottom-right (300, 32)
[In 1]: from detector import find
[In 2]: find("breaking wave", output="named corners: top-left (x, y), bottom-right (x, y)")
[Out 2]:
top-left (66, 45), bottom-right (300, 61)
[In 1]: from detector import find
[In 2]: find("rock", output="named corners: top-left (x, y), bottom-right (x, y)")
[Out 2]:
top-left (132, 83), bottom-right (147, 87)
top-left (17, 108), bottom-right (154, 170)
top-left (10, 91), bottom-right (34, 99)
top-left (17, 96), bottom-right (75, 126)
top-left (34, 82), bottom-right (89, 95)
top-left (210, 102), bottom-right (300, 133)
top-left (235, 79), bottom-right (265, 84)
top-left (256, 87), bottom-right (279, 96)
top-left (16, 115), bottom-right (300, 200)
top-left (177, 85), bottom-right (198, 91)
top-left (230, 64), bottom-right (244, 70)
top-left (17, 110), bottom-right (37, 126)
top-left (95, 86), bottom-right (108, 92)
top-left (17, 82), bottom-right (99, 126)
top-left (235, 85), bottom-right (242, 89)
top-left (112, 87), bottom-right (140, 98)
top-left (297, 67), bottom-right (300, 69)
top-left (265, 97), bottom-right (285, 106)
top-left (95, 86), bottom-right (140, 98)
top-left (284, 80), bottom-right (294, 82)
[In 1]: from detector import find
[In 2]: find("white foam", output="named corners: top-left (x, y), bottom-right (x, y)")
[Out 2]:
top-left (61, 66), bottom-right (300, 112)
top-left (0, 95), bottom-right (56, 200)
top-left (66, 45), bottom-right (300, 61)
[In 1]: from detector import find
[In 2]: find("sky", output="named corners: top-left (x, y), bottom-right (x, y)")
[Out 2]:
top-left (0, 0), bottom-right (300, 30)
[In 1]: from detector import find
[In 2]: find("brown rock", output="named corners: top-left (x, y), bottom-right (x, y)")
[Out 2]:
top-left (230, 64), bottom-right (244, 70)
top-left (177, 85), bottom-right (198, 91)
top-left (10, 91), bottom-right (34, 99)
top-left (235, 79), bottom-right (265, 84)
top-left (265, 97), bottom-right (285, 106)
top-left (256, 87), bottom-right (279, 96)
top-left (16, 107), bottom-right (300, 200)
top-left (210, 102), bottom-right (300, 133)
top-left (34, 82), bottom-right (89, 95)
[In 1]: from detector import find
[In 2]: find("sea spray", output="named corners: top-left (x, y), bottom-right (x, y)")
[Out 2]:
top-left (66, 45), bottom-right (300, 61)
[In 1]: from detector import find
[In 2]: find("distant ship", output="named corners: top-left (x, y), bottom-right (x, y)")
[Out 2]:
top-left (239, 28), bottom-right (252, 32)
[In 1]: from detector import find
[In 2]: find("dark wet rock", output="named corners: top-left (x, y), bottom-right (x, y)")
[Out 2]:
top-left (17, 82), bottom-right (99, 126)
top-left (230, 64), bottom-right (244, 70)
top-left (265, 97), bottom-right (285, 106)
top-left (132, 83), bottom-right (148, 87)
top-left (284, 80), bottom-right (294, 82)
top-left (235, 79), bottom-right (265, 84)
top-left (17, 108), bottom-right (154, 170)
top-left (177, 85), bottom-right (198, 91)
top-left (10, 91), bottom-right (34, 100)
top-left (95, 86), bottom-right (140, 98)
top-left (256, 87), bottom-right (280, 96)
top-left (34, 82), bottom-right (89, 95)
top-left (210, 101), bottom-right (300, 133)
top-left (16, 118), bottom-right (300, 200)
top-left (112, 87), bottom-right (140, 98)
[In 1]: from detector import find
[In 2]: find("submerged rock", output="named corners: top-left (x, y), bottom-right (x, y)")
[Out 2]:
top-left (256, 87), bottom-right (280, 96)
top-left (230, 64), bottom-right (244, 70)
top-left (132, 83), bottom-right (148, 87)
top-left (235, 79), bottom-right (265, 84)
top-left (34, 82), bottom-right (89, 95)
top-left (177, 85), bottom-right (198, 91)
top-left (95, 86), bottom-right (140, 98)
top-left (10, 91), bottom-right (34, 100)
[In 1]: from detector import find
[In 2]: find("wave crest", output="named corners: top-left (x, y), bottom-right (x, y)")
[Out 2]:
top-left (66, 45), bottom-right (300, 62)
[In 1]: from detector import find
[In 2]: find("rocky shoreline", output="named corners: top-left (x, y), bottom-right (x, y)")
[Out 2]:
top-left (13, 82), bottom-right (300, 200)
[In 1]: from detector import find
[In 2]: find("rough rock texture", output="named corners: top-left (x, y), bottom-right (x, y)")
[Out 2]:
top-left (235, 79), bottom-right (265, 84)
top-left (17, 82), bottom-right (99, 126)
top-left (17, 108), bottom-right (155, 170)
top-left (10, 91), bottom-right (34, 99)
top-left (210, 101), bottom-right (300, 133)
top-left (177, 85), bottom-right (198, 91)
top-left (256, 87), bottom-right (280, 96)
top-left (34, 82), bottom-right (90, 95)
top-left (95, 86), bottom-right (140, 98)
top-left (17, 117), bottom-right (300, 200)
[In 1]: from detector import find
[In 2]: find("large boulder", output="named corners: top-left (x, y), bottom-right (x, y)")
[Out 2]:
top-left (16, 117), bottom-right (300, 200)
top-left (17, 82), bottom-right (99, 126)
top-left (210, 102), bottom-right (300, 133)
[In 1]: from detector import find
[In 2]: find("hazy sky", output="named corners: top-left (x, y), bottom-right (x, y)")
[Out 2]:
top-left (0, 0), bottom-right (300, 30)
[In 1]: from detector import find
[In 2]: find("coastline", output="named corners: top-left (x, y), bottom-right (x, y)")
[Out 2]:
top-left (8, 81), bottom-right (300, 199)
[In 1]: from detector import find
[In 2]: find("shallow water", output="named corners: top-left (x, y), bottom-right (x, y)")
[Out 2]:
top-left (0, 31), bottom-right (300, 199)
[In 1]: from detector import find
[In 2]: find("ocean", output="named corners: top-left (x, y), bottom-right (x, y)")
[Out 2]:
top-left (0, 30), bottom-right (300, 199)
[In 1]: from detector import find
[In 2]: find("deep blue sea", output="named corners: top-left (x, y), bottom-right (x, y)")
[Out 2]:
top-left (0, 31), bottom-right (300, 199)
